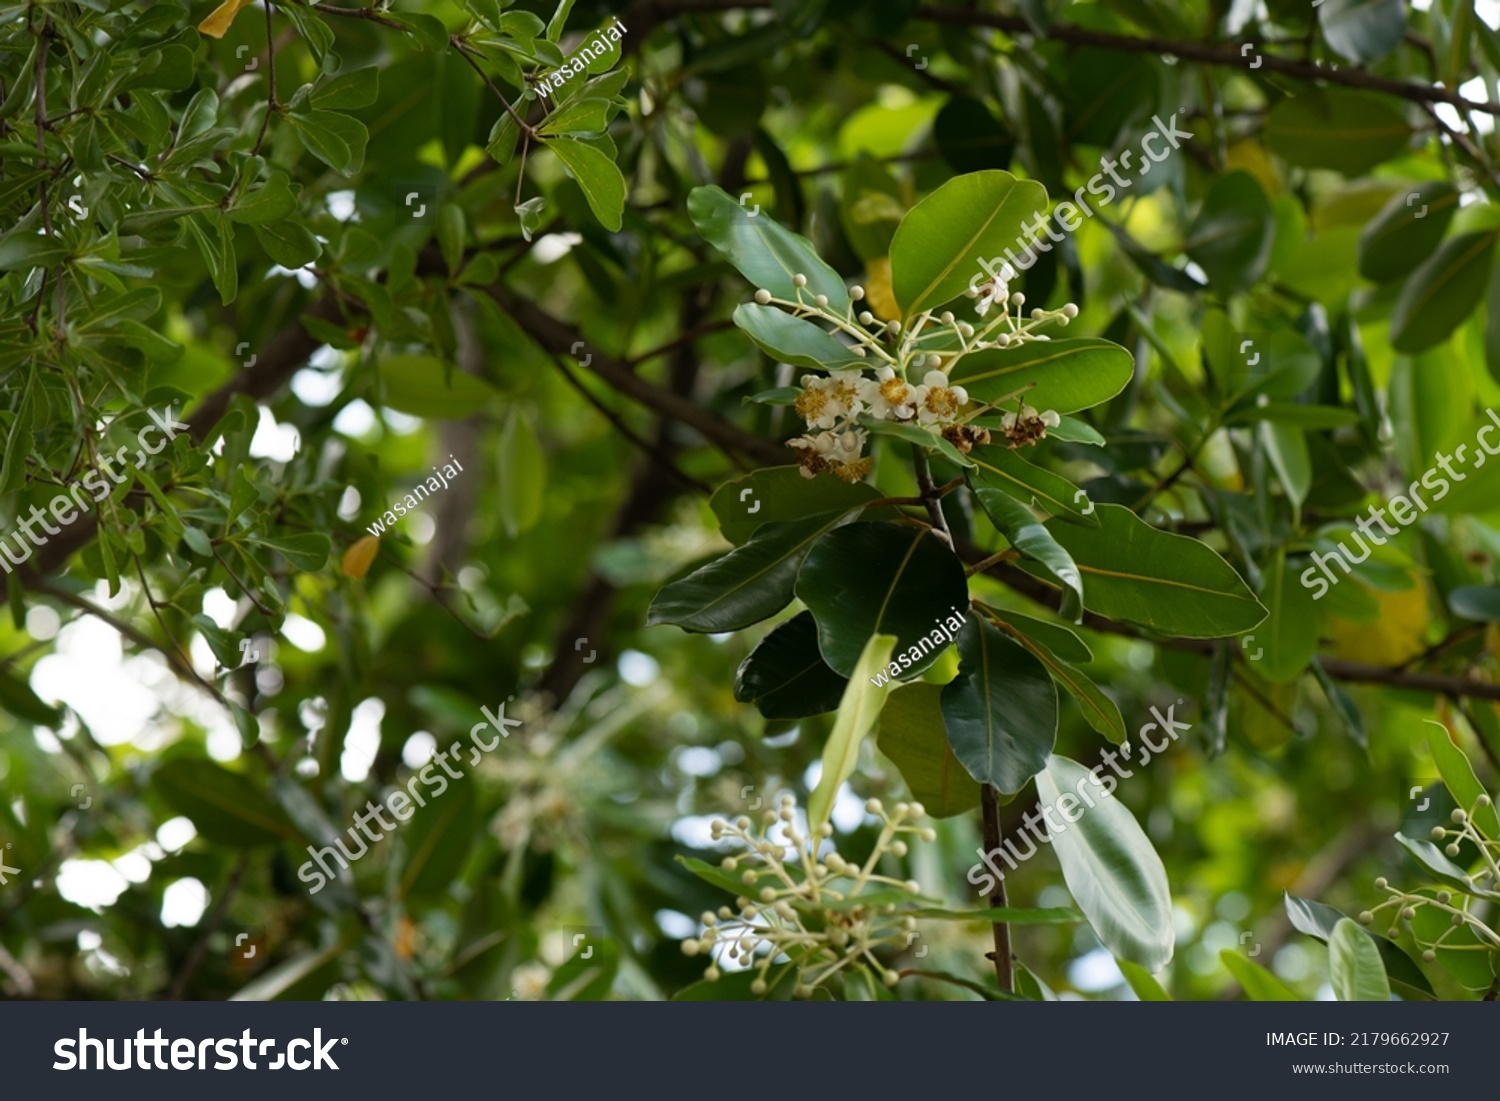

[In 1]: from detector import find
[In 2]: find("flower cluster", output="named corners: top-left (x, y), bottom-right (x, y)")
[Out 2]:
top-left (1356, 796), bottom-right (1500, 960)
top-left (683, 794), bottom-right (936, 997)
top-left (760, 271), bottom-right (1076, 480)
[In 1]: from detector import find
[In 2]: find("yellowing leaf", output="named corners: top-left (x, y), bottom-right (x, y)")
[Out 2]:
top-left (1226, 141), bottom-right (1280, 198)
top-left (1329, 580), bottom-right (1428, 666)
top-left (342, 535), bottom-right (381, 578)
top-left (198, 0), bottom-right (259, 39)
top-left (864, 256), bottom-right (898, 321)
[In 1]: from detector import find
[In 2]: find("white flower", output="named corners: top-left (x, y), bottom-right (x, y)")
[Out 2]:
top-left (916, 370), bottom-right (968, 425)
top-left (974, 262), bottom-right (1016, 317)
top-left (1040, 410), bottom-right (1061, 428)
top-left (860, 366), bottom-right (919, 421)
top-left (794, 370), bottom-right (866, 429)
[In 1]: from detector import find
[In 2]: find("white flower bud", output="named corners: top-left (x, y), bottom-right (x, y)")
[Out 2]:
top-left (721, 857), bottom-right (737, 872)
top-left (919, 828), bottom-right (936, 842)
top-left (1010, 292), bottom-right (1025, 306)
top-left (890, 840), bottom-right (907, 857)
top-left (1374, 877), bottom-right (1388, 890)
top-left (704, 965), bottom-right (721, 981)
top-left (754, 288), bottom-right (772, 304)
top-left (750, 978), bottom-right (768, 995)
top-left (958, 322), bottom-right (974, 339)
top-left (865, 798), bottom-right (883, 815)
top-left (851, 285), bottom-right (865, 300)
top-left (859, 311), bottom-right (875, 325)
top-left (940, 311), bottom-right (955, 324)
top-left (742, 870), bottom-right (757, 884)
top-left (814, 294), bottom-right (829, 308)
top-left (909, 802), bottom-right (925, 818)
top-left (682, 939), bottom-right (700, 956)
top-left (735, 816), bottom-right (751, 830)
top-left (1452, 809), bottom-right (1467, 824)
top-left (883, 970), bottom-right (900, 987)
top-left (792, 273), bottom-right (808, 288)
top-left (886, 320), bottom-right (902, 335)
top-left (1358, 911), bottom-right (1373, 924)
top-left (1061, 303), bottom-right (1078, 319)
top-left (1422, 949), bottom-right (1437, 962)
top-left (904, 879), bottom-right (921, 894)
top-left (1446, 843), bottom-right (1462, 857)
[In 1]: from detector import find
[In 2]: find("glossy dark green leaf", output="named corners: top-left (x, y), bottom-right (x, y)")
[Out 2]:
top-left (651, 511), bottom-right (856, 633)
top-left (251, 219), bottom-right (321, 268)
top-left (889, 169), bottom-right (1048, 319)
top-left (996, 619), bottom-right (1127, 744)
top-left (795, 522), bottom-right (970, 678)
top-left (733, 611), bottom-right (849, 719)
top-left (310, 66), bottom-right (381, 111)
top-left (940, 614), bottom-right (1057, 794)
top-left (986, 608), bottom-right (1091, 663)
top-left (1042, 505), bottom-right (1267, 638)
top-left (709, 466), bottom-right (886, 545)
top-left (968, 444), bottom-right (1097, 527)
top-left (1357, 181), bottom-right (1458, 283)
top-left (1255, 551), bottom-right (1320, 683)
top-left (688, 185), bottom-right (850, 312)
top-left (0, 668), bottom-right (64, 726)
top-left (288, 109), bottom-right (368, 175)
top-left (153, 759), bottom-right (297, 846)
top-left (1265, 89), bottom-right (1411, 176)
top-left (731, 303), bottom-right (866, 368)
top-left (858, 415), bottom-right (975, 469)
top-left (1183, 171), bottom-right (1273, 294)
top-left (1319, 0), bottom-right (1406, 63)
top-left (875, 683), bottom-right (982, 818)
top-left (1391, 231), bottom-right (1499, 354)
top-left (947, 338), bottom-right (1134, 416)
top-left (1394, 832), bottom-right (1474, 892)
top-left (971, 486), bottom-right (1083, 621)
top-left (1036, 755), bottom-right (1174, 971)
top-left (228, 170), bottom-right (299, 225)
top-left (251, 533), bottom-right (331, 572)
top-left (1285, 893), bottom-right (1435, 999)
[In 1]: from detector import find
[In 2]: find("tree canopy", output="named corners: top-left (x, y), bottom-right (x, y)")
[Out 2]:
top-left (3, 0), bottom-right (1500, 1003)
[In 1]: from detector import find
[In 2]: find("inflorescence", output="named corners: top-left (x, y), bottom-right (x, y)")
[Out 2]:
top-left (1356, 794), bottom-right (1500, 960)
top-left (683, 794), bottom-right (936, 998)
top-left (759, 262), bottom-right (1077, 481)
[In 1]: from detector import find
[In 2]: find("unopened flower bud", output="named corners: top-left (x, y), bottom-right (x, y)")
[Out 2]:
top-left (1358, 911), bottom-right (1373, 924)
top-left (940, 311), bottom-right (954, 324)
top-left (1446, 843), bottom-right (1462, 857)
top-left (859, 311), bottom-right (875, 325)
top-left (852, 285), bottom-right (866, 300)
top-left (1452, 809), bottom-right (1467, 824)
top-left (1061, 303), bottom-right (1078, 319)
top-left (1374, 877), bottom-right (1388, 890)
top-left (865, 798), bottom-right (883, 815)
top-left (682, 939), bottom-right (700, 956)
top-left (754, 289), bottom-right (772, 304)
top-left (750, 978), bottom-right (768, 995)
top-left (1422, 949), bottom-right (1437, 962)
top-left (814, 294), bottom-right (828, 307)
top-left (792, 273), bottom-right (808, 288)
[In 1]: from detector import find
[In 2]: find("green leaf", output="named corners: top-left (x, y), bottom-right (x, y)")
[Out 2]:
top-left (1119, 958), bottom-right (1172, 1001)
top-left (710, 466), bottom-right (886, 545)
top-left (875, 683), bottom-right (982, 818)
top-left (1391, 231), bottom-right (1499, 354)
top-left (229, 940), bottom-right (348, 1002)
top-left (1183, 171), bottom-right (1274, 294)
top-left (807, 633), bottom-right (898, 835)
top-left (1283, 893), bottom-right (1434, 999)
top-left (947, 338), bottom-right (1134, 417)
top-left (1329, 917), bottom-right (1391, 1001)
top-left (987, 609), bottom-right (1091, 662)
top-left (1449, 585), bottom-right (1500, 621)
top-left (1035, 755), bottom-right (1175, 971)
top-left (498, 408), bottom-right (545, 538)
top-left (0, 668), bottom-right (64, 726)
top-left (1426, 720), bottom-right (1500, 837)
top-left (1255, 550), bottom-right (1320, 682)
top-left (397, 772), bottom-right (477, 898)
top-left (1223, 402), bottom-right (1361, 429)
top-left (228, 170), bottom-right (299, 225)
top-left (971, 487), bottom-right (1083, 621)
top-left (889, 169), bottom-right (1048, 319)
top-left (378, 353), bottom-right (500, 418)
top-left (251, 533), bottom-right (331, 572)
top-left (310, 66), bottom-right (380, 111)
top-left (288, 110), bottom-right (368, 175)
top-left (537, 96), bottom-right (611, 136)
top-left (1320, 0), bottom-right (1407, 63)
top-left (968, 444), bottom-right (1097, 527)
top-left (649, 511), bottom-right (856, 633)
top-left (548, 138), bottom-right (625, 231)
top-left (688, 185), bottom-right (850, 313)
top-left (437, 203), bottom-right (466, 277)
top-left (1042, 505), bottom-right (1267, 638)
top-left (995, 618), bottom-right (1127, 744)
top-left (1394, 832), bottom-right (1475, 892)
top-left (251, 219), bottom-right (321, 268)
top-left (153, 759), bottom-right (297, 846)
top-left (0, 369), bottom-right (38, 495)
top-left (0, 230), bottom-right (68, 272)
top-left (795, 522), bottom-right (970, 678)
top-left (191, 613), bottom-right (243, 668)
top-left (733, 611), bottom-right (849, 719)
top-left (940, 614), bottom-right (1057, 794)
top-left (1357, 181), bottom-right (1458, 283)
top-left (857, 415), bottom-right (975, 469)
top-left (730, 303), bottom-right (867, 368)
top-left (1265, 89), bottom-right (1411, 176)
top-left (1220, 950), bottom-right (1302, 1001)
